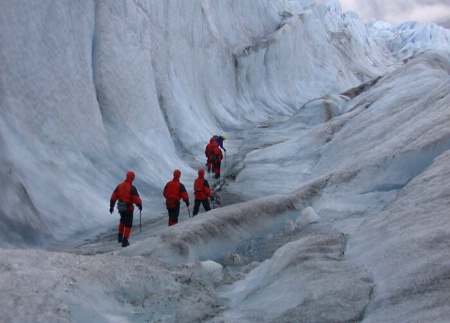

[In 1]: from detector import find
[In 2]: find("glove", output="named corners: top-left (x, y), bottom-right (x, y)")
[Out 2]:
top-left (185, 201), bottom-right (190, 207)
top-left (210, 196), bottom-right (214, 201)
top-left (109, 207), bottom-right (114, 214)
top-left (137, 204), bottom-right (143, 211)
top-left (224, 148), bottom-right (226, 152)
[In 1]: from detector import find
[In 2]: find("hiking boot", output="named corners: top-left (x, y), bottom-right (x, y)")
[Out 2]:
top-left (122, 238), bottom-right (130, 247)
top-left (118, 233), bottom-right (123, 243)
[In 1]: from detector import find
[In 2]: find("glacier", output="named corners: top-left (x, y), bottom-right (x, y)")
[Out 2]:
top-left (0, 0), bottom-right (449, 322)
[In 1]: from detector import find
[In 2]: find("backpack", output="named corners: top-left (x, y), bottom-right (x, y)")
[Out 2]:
top-left (117, 201), bottom-right (128, 212)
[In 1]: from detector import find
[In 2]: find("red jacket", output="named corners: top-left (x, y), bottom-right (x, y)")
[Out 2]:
top-left (205, 138), bottom-right (216, 161)
top-left (110, 172), bottom-right (142, 211)
top-left (194, 169), bottom-right (212, 200)
top-left (211, 144), bottom-right (223, 163)
top-left (163, 170), bottom-right (189, 208)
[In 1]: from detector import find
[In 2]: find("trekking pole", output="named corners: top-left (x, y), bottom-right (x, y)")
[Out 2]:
top-left (139, 209), bottom-right (142, 232)
top-left (187, 205), bottom-right (191, 218)
top-left (212, 192), bottom-right (217, 209)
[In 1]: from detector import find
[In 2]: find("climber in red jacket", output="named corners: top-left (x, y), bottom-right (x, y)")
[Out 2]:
top-left (163, 169), bottom-right (190, 226)
top-left (110, 171), bottom-right (142, 247)
top-left (205, 137), bottom-right (216, 174)
top-left (193, 169), bottom-right (213, 216)
top-left (210, 141), bottom-right (223, 179)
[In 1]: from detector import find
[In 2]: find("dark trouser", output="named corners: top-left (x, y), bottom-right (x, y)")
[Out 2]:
top-left (167, 207), bottom-right (180, 226)
top-left (119, 210), bottom-right (134, 227)
top-left (214, 161), bottom-right (221, 177)
top-left (207, 158), bottom-right (213, 173)
top-left (193, 199), bottom-right (211, 216)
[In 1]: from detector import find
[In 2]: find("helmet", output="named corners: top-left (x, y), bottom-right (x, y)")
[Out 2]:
top-left (173, 169), bottom-right (181, 178)
top-left (222, 135), bottom-right (227, 140)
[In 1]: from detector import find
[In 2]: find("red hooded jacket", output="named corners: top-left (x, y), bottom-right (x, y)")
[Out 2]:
top-left (110, 171), bottom-right (142, 211)
top-left (194, 169), bottom-right (212, 200)
top-left (205, 138), bottom-right (216, 161)
top-left (163, 169), bottom-right (189, 208)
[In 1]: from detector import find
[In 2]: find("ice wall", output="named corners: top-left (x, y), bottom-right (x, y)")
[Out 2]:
top-left (0, 0), bottom-right (446, 246)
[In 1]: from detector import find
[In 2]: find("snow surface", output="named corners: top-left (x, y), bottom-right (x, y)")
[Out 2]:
top-left (1, 0), bottom-right (450, 322)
